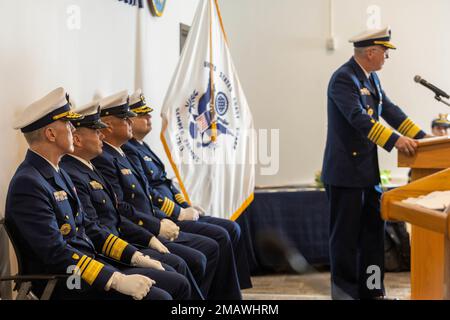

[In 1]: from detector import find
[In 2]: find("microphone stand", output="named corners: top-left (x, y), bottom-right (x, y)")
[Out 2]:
top-left (435, 95), bottom-right (450, 107)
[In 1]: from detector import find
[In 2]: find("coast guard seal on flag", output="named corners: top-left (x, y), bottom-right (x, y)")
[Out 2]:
top-left (148, 0), bottom-right (167, 16)
top-left (161, 0), bottom-right (255, 220)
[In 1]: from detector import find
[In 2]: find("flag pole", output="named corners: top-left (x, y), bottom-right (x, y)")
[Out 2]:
top-left (209, 0), bottom-right (217, 142)
top-left (214, 0), bottom-right (229, 45)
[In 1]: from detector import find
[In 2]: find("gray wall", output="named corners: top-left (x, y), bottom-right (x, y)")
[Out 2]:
top-left (0, 0), bottom-right (199, 296)
top-left (220, 0), bottom-right (450, 186)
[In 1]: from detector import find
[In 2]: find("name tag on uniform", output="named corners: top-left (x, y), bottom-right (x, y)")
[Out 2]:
top-left (121, 169), bottom-right (132, 175)
top-left (54, 191), bottom-right (68, 202)
top-left (360, 88), bottom-right (371, 96)
top-left (143, 156), bottom-right (152, 162)
top-left (89, 180), bottom-right (104, 190)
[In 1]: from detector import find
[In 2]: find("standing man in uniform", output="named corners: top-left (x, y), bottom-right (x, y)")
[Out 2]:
top-left (321, 27), bottom-right (428, 299)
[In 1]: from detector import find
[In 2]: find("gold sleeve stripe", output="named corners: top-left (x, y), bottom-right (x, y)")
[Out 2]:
top-left (78, 256), bottom-right (91, 275)
top-left (175, 194), bottom-right (185, 203)
top-left (109, 238), bottom-right (128, 260)
top-left (398, 118), bottom-right (413, 134)
top-left (368, 123), bottom-right (382, 141)
top-left (372, 126), bottom-right (385, 143)
top-left (401, 122), bottom-right (415, 136)
top-left (403, 123), bottom-right (420, 138)
top-left (162, 198), bottom-right (175, 216)
top-left (367, 125), bottom-right (378, 141)
top-left (81, 259), bottom-right (104, 285)
top-left (398, 118), bottom-right (421, 138)
top-left (105, 236), bottom-right (119, 257)
top-left (376, 127), bottom-right (393, 147)
top-left (75, 255), bottom-right (88, 275)
top-left (166, 200), bottom-right (175, 217)
top-left (405, 125), bottom-right (421, 138)
top-left (161, 198), bottom-right (170, 212)
top-left (102, 234), bottom-right (115, 255)
top-left (81, 258), bottom-right (93, 276)
top-left (368, 122), bottom-right (393, 147)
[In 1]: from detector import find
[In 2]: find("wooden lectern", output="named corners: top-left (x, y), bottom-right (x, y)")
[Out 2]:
top-left (381, 136), bottom-right (450, 299)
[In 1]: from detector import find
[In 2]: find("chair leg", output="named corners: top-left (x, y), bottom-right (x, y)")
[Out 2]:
top-left (40, 279), bottom-right (58, 300)
top-left (27, 291), bottom-right (39, 300)
top-left (15, 282), bottom-right (31, 300)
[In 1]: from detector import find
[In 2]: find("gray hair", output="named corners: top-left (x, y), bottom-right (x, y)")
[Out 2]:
top-left (354, 45), bottom-right (380, 57)
top-left (354, 47), bottom-right (368, 57)
top-left (23, 128), bottom-right (44, 145)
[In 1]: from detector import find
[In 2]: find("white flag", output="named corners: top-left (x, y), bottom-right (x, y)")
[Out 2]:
top-left (160, 0), bottom-right (255, 220)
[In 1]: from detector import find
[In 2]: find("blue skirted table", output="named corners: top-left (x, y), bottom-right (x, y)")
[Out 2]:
top-left (235, 188), bottom-right (330, 274)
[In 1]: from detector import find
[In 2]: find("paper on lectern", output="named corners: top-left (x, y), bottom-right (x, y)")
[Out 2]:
top-left (403, 191), bottom-right (450, 211)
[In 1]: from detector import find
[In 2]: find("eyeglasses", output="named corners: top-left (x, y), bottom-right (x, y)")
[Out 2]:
top-left (369, 47), bottom-right (389, 59)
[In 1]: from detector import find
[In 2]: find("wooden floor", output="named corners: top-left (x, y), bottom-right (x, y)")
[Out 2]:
top-left (242, 272), bottom-right (411, 300)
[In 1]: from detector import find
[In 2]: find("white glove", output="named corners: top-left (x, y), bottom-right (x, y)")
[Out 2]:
top-left (159, 219), bottom-right (180, 241)
top-left (107, 272), bottom-right (155, 300)
top-left (178, 207), bottom-right (200, 221)
top-left (149, 236), bottom-right (170, 254)
top-left (131, 251), bottom-right (165, 271)
top-left (191, 204), bottom-right (206, 216)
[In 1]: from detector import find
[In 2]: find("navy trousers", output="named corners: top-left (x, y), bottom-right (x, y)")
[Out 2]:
top-left (199, 216), bottom-right (252, 289)
top-left (139, 247), bottom-right (204, 299)
top-left (325, 185), bottom-right (385, 300)
top-left (178, 218), bottom-right (242, 300)
top-left (161, 231), bottom-right (219, 299)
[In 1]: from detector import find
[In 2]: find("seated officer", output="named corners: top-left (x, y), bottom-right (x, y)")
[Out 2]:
top-left (95, 90), bottom-right (241, 299)
top-left (90, 91), bottom-right (220, 298)
top-left (123, 89), bottom-right (252, 290)
top-left (5, 87), bottom-right (190, 300)
top-left (60, 100), bottom-right (203, 299)
top-left (431, 113), bottom-right (450, 136)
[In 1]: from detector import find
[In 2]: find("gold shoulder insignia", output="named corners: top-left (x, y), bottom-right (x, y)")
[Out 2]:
top-left (121, 169), bottom-right (132, 175)
top-left (360, 88), bottom-right (371, 96)
top-left (54, 191), bottom-right (68, 201)
top-left (89, 181), bottom-right (104, 190)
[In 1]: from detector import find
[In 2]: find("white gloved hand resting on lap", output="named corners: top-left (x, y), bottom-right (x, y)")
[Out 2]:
top-left (106, 272), bottom-right (154, 300)
top-left (178, 207), bottom-right (200, 221)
